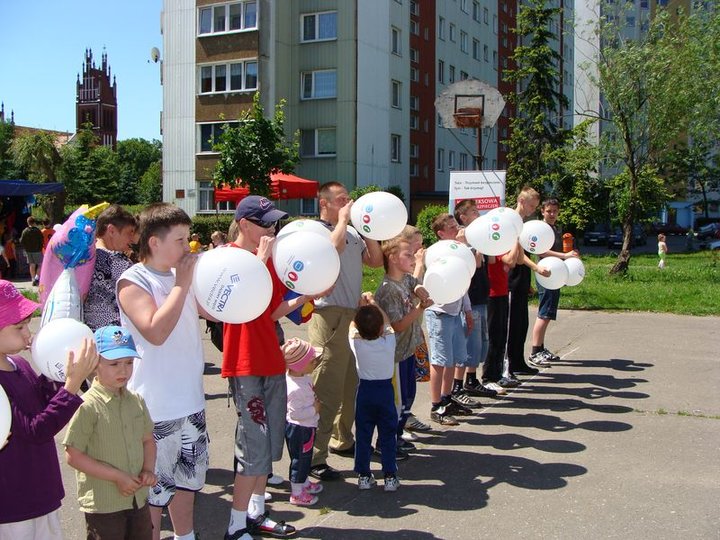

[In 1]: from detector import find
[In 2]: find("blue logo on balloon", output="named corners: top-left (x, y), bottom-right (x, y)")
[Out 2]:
top-left (531, 235), bottom-right (538, 241)
top-left (491, 217), bottom-right (499, 222)
top-left (364, 204), bottom-right (374, 212)
top-left (293, 261), bottom-right (304, 272)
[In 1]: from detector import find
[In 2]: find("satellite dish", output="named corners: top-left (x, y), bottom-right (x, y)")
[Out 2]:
top-left (435, 79), bottom-right (506, 130)
top-left (150, 47), bottom-right (160, 63)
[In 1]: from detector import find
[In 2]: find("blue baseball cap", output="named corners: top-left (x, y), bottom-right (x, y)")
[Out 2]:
top-left (234, 195), bottom-right (288, 223)
top-left (94, 326), bottom-right (141, 360)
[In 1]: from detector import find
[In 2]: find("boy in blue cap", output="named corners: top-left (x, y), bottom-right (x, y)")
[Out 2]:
top-left (64, 325), bottom-right (157, 540)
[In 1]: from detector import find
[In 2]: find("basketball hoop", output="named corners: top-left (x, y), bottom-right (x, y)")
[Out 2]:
top-left (453, 107), bottom-right (483, 128)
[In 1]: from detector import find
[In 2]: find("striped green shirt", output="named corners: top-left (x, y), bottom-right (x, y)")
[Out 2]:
top-left (63, 380), bottom-right (154, 513)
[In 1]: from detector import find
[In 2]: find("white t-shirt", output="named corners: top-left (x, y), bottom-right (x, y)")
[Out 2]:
top-left (349, 324), bottom-right (396, 381)
top-left (314, 223), bottom-right (366, 310)
top-left (118, 263), bottom-right (205, 422)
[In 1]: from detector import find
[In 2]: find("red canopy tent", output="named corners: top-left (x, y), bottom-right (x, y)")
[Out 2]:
top-left (213, 172), bottom-right (319, 203)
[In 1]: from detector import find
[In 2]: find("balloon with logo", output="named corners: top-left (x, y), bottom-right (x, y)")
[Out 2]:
top-left (193, 247), bottom-right (272, 324)
top-left (465, 212), bottom-right (519, 256)
top-left (350, 192), bottom-right (408, 241)
top-left (485, 206), bottom-right (524, 235)
top-left (564, 257), bottom-right (586, 286)
top-left (276, 219), bottom-right (331, 241)
top-left (535, 256), bottom-right (568, 290)
top-left (31, 318), bottom-right (95, 382)
top-left (423, 256), bottom-right (472, 305)
top-left (272, 231), bottom-right (340, 295)
top-left (425, 240), bottom-right (476, 277)
top-left (519, 220), bottom-right (555, 255)
top-left (0, 385), bottom-right (10, 447)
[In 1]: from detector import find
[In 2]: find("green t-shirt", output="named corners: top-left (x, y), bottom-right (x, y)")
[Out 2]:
top-left (63, 380), bottom-right (154, 513)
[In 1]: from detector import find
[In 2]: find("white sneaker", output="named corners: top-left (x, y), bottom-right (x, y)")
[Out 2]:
top-left (358, 474), bottom-right (377, 490)
top-left (401, 430), bottom-right (418, 442)
top-left (264, 491), bottom-right (272, 501)
top-left (383, 474), bottom-right (400, 492)
top-left (483, 382), bottom-right (507, 395)
top-left (267, 473), bottom-right (284, 485)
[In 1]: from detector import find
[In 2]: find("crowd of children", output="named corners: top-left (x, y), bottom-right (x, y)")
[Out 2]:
top-left (0, 186), bottom-right (580, 540)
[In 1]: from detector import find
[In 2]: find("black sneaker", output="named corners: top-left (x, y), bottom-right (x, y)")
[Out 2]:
top-left (398, 439), bottom-right (416, 451)
top-left (497, 376), bottom-right (521, 388)
top-left (246, 511), bottom-right (297, 538)
top-left (463, 380), bottom-right (499, 398)
top-left (512, 365), bottom-right (540, 376)
top-left (451, 391), bottom-right (482, 409)
top-left (430, 407), bottom-right (460, 426)
top-left (542, 348), bottom-right (560, 362)
top-left (444, 400), bottom-right (473, 417)
top-left (309, 464), bottom-right (342, 481)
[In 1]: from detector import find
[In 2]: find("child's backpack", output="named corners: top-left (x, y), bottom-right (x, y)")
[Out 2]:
top-left (206, 320), bottom-right (224, 351)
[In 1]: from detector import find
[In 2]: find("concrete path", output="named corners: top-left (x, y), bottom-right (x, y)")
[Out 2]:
top-left (33, 309), bottom-right (718, 539)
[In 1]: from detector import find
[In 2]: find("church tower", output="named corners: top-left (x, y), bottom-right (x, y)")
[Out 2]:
top-left (76, 48), bottom-right (117, 149)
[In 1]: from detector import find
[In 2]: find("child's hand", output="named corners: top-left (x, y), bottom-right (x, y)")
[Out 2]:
top-left (414, 248), bottom-right (425, 265)
top-left (139, 469), bottom-right (157, 487)
top-left (64, 338), bottom-right (99, 395)
top-left (359, 292), bottom-right (375, 306)
top-left (115, 472), bottom-right (142, 497)
top-left (338, 200), bottom-right (353, 226)
top-left (175, 252), bottom-right (197, 289)
top-left (537, 267), bottom-right (551, 278)
top-left (414, 285), bottom-right (430, 302)
top-left (256, 236), bottom-right (275, 263)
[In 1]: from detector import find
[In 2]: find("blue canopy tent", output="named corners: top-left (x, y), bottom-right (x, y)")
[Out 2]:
top-left (0, 180), bottom-right (64, 196)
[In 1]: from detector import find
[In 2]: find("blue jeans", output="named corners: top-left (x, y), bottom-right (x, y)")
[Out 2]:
top-left (425, 310), bottom-right (467, 367)
top-left (285, 423), bottom-right (315, 484)
top-left (461, 304), bottom-right (488, 369)
top-left (396, 355), bottom-right (417, 439)
top-left (354, 379), bottom-right (397, 475)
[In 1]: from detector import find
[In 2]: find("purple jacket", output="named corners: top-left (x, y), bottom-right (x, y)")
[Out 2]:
top-left (0, 356), bottom-right (83, 524)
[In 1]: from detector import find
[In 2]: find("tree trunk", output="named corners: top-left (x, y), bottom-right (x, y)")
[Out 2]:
top-left (610, 222), bottom-right (633, 274)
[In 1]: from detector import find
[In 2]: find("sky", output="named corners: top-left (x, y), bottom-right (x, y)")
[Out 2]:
top-left (0, 0), bottom-right (163, 141)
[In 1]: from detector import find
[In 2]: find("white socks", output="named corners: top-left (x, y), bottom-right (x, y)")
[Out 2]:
top-left (174, 532), bottom-right (195, 540)
top-left (228, 508), bottom-right (247, 535)
top-left (291, 482), bottom-right (305, 496)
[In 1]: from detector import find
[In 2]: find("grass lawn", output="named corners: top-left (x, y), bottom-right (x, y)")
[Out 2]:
top-left (362, 251), bottom-right (720, 316)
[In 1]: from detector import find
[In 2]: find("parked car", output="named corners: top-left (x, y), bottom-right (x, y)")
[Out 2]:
top-left (583, 223), bottom-right (610, 246)
top-left (696, 222), bottom-right (720, 242)
top-left (607, 225), bottom-right (647, 249)
top-left (650, 221), bottom-right (689, 235)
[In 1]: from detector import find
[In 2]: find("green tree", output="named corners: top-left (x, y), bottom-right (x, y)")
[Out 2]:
top-left (60, 124), bottom-right (121, 205)
top-left (137, 160), bottom-right (163, 205)
top-left (504, 0), bottom-right (571, 203)
top-left (0, 119), bottom-right (21, 179)
top-left (582, 7), bottom-right (718, 272)
top-left (212, 93), bottom-right (299, 197)
top-left (10, 131), bottom-right (65, 222)
top-left (116, 138), bottom-right (162, 205)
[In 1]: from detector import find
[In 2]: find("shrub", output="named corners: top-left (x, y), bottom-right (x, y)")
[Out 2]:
top-left (415, 204), bottom-right (447, 247)
top-left (349, 184), bottom-right (406, 203)
top-left (191, 214), bottom-right (235, 245)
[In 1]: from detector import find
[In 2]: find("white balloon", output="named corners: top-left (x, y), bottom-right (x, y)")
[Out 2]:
top-left (485, 206), bottom-right (524, 235)
top-left (0, 385), bottom-right (10, 447)
top-left (272, 231), bottom-right (340, 295)
top-left (425, 240), bottom-right (476, 277)
top-left (193, 247), bottom-right (273, 324)
top-left (31, 318), bottom-right (95, 382)
top-left (564, 257), bottom-right (585, 286)
top-left (465, 212), bottom-right (520, 256)
top-left (350, 192), bottom-right (408, 241)
top-left (423, 256), bottom-right (472, 305)
top-left (276, 219), bottom-right (331, 241)
top-left (535, 256), bottom-right (569, 290)
top-left (519, 220), bottom-right (555, 254)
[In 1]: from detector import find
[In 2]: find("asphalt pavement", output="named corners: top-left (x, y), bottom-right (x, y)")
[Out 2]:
top-left (17, 306), bottom-right (713, 540)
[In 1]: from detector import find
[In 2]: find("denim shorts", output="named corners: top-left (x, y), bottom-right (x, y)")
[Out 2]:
top-left (425, 310), bottom-right (467, 368)
top-left (537, 284), bottom-right (560, 320)
top-left (460, 304), bottom-right (488, 368)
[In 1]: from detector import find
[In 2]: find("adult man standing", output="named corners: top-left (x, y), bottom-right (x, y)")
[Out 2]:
top-left (19, 216), bottom-right (43, 286)
top-left (309, 182), bottom-right (383, 481)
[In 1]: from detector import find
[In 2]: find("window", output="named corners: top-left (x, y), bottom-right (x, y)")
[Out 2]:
top-left (392, 80), bottom-right (402, 108)
top-left (198, 60), bottom-right (258, 94)
top-left (472, 39), bottom-right (480, 60)
top-left (626, 16), bottom-right (635, 27)
top-left (449, 23), bottom-right (456, 42)
top-left (473, 1), bottom-right (480, 21)
top-left (301, 128), bottom-right (336, 157)
top-left (198, 1), bottom-right (257, 35)
top-left (437, 113), bottom-right (443, 127)
top-left (640, 0), bottom-right (648, 7)
top-left (460, 153), bottom-right (468, 170)
top-left (410, 48), bottom-right (419, 63)
top-left (437, 148), bottom-right (444, 171)
top-left (410, 162), bottom-right (418, 177)
top-left (448, 150), bottom-right (455, 170)
top-left (460, 70), bottom-right (468, 80)
top-left (460, 0), bottom-right (468, 12)
top-left (411, 20), bottom-right (419, 35)
top-left (438, 60), bottom-right (445, 83)
top-left (410, 115), bottom-right (419, 129)
top-left (484, 44), bottom-right (489, 61)
top-left (300, 198), bottom-right (318, 215)
top-left (493, 50), bottom-right (497, 70)
top-left (391, 135), bottom-right (401, 162)
top-left (391, 27), bottom-right (402, 55)
top-left (301, 11), bottom-right (337, 42)
top-left (198, 121), bottom-right (239, 153)
top-left (438, 17), bottom-right (445, 40)
top-left (484, 7), bottom-right (489, 24)
top-left (410, 143), bottom-right (419, 158)
top-left (410, 95), bottom-right (419, 111)
top-left (449, 65), bottom-right (455, 83)
top-left (301, 70), bottom-right (337, 99)
top-left (198, 181), bottom-right (236, 213)
top-left (493, 15), bottom-right (497, 34)
top-left (410, 66), bottom-right (419, 82)
top-left (410, 0), bottom-right (419, 15)
top-left (460, 31), bottom-right (468, 53)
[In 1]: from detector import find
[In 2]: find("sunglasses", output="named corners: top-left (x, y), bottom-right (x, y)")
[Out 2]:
top-left (246, 217), bottom-right (278, 229)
